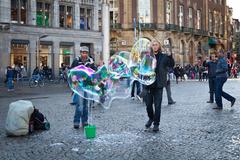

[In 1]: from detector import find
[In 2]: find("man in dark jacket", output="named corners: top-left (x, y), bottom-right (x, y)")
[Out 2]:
top-left (70, 46), bottom-right (96, 129)
top-left (213, 51), bottom-right (236, 110)
top-left (145, 40), bottom-right (175, 132)
top-left (203, 54), bottom-right (217, 103)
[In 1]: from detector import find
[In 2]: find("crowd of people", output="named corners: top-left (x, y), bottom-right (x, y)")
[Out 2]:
top-left (171, 58), bottom-right (240, 84)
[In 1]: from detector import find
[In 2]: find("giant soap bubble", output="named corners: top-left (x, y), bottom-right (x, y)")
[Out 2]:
top-left (130, 38), bottom-right (156, 85)
top-left (109, 51), bottom-right (131, 78)
top-left (68, 65), bottom-right (130, 109)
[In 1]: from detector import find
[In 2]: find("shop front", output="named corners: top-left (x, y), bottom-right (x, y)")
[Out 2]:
top-left (39, 42), bottom-right (53, 68)
top-left (59, 42), bottom-right (74, 68)
top-left (10, 40), bottom-right (29, 74)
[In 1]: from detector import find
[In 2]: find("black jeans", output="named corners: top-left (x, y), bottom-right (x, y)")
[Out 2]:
top-left (215, 77), bottom-right (235, 108)
top-left (208, 77), bottom-right (216, 102)
top-left (145, 88), bottom-right (163, 126)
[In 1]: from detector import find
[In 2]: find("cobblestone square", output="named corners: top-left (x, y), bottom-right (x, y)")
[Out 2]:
top-left (0, 80), bottom-right (240, 160)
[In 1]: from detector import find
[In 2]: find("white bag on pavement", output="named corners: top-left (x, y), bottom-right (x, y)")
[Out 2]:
top-left (5, 100), bottom-right (34, 136)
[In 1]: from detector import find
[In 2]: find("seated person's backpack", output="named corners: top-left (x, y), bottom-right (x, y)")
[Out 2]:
top-left (29, 108), bottom-right (50, 133)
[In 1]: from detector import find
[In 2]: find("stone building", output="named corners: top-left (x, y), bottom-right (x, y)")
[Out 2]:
top-left (0, 0), bottom-right (103, 78)
top-left (232, 19), bottom-right (240, 57)
top-left (110, 0), bottom-right (232, 66)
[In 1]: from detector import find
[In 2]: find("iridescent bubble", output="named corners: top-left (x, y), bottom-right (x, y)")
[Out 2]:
top-left (130, 38), bottom-right (156, 85)
top-left (68, 65), bottom-right (130, 109)
top-left (109, 51), bottom-right (131, 78)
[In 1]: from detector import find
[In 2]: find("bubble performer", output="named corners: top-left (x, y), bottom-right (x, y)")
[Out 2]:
top-left (144, 40), bottom-right (175, 132)
top-left (69, 46), bottom-right (96, 129)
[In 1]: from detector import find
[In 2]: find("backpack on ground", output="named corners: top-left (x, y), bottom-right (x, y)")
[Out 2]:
top-left (29, 108), bottom-right (50, 133)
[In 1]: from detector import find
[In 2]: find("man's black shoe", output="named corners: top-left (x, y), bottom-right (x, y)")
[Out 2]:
top-left (168, 101), bottom-right (176, 105)
top-left (207, 101), bottom-right (214, 103)
top-left (231, 98), bottom-right (236, 107)
top-left (213, 107), bottom-right (223, 110)
top-left (145, 120), bottom-right (153, 129)
top-left (73, 125), bottom-right (79, 129)
top-left (152, 125), bottom-right (159, 132)
top-left (70, 102), bottom-right (76, 106)
top-left (82, 123), bottom-right (89, 128)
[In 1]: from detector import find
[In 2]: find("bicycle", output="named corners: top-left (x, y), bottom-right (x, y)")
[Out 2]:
top-left (29, 74), bottom-right (45, 88)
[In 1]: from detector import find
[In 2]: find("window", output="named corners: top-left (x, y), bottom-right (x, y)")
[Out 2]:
top-left (179, 5), bottom-right (184, 27)
top-left (59, 4), bottom-right (73, 28)
top-left (11, 0), bottom-right (27, 24)
top-left (80, 8), bottom-right (93, 30)
top-left (209, 12), bottom-right (213, 32)
top-left (197, 10), bottom-right (201, 29)
top-left (188, 8), bottom-right (193, 28)
top-left (87, 9), bottom-right (92, 30)
top-left (80, 8), bottom-right (85, 30)
top-left (11, 0), bottom-right (18, 23)
top-left (166, 1), bottom-right (172, 24)
top-left (36, 1), bottom-right (51, 27)
top-left (138, 0), bottom-right (151, 23)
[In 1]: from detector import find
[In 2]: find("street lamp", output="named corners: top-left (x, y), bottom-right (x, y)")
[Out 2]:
top-left (36, 34), bottom-right (48, 67)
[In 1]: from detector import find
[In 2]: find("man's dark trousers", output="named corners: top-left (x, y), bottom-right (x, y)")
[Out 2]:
top-left (145, 88), bottom-right (163, 126)
top-left (215, 77), bottom-right (235, 108)
top-left (209, 77), bottom-right (215, 102)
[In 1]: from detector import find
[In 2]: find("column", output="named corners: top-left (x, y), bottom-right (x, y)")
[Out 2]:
top-left (53, 0), bottom-right (59, 28)
top-left (53, 41), bottom-right (60, 78)
top-left (74, 4), bottom-right (80, 29)
top-left (29, 38), bottom-right (37, 76)
top-left (93, 0), bottom-right (99, 31)
top-left (74, 42), bottom-right (81, 58)
top-left (0, 35), bottom-right (11, 80)
top-left (0, 0), bottom-right (11, 23)
top-left (102, 2), bottom-right (110, 66)
top-left (28, 0), bottom-right (36, 25)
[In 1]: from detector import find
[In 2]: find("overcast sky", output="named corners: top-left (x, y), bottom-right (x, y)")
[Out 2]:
top-left (227, 0), bottom-right (240, 20)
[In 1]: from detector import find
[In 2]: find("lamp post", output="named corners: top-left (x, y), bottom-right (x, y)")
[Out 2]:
top-left (36, 34), bottom-right (48, 67)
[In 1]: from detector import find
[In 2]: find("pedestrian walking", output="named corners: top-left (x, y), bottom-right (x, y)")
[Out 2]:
top-left (165, 72), bottom-right (176, 105)
top-left (213, 51), bottom-right (236, 110)
top-left (6, 66), bottom-right (14, 91)
top-left (131, 80), bottom-right (141, 100)
top-left (203, 54), bottom-right (217, 103)
top-left (144, 40), bottom-right (175, 132)
top-left (174, 65), bottom-right (180, 84)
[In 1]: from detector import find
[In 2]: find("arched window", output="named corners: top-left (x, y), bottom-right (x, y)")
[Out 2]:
top-left (138, 0), bottom-right (151, 23)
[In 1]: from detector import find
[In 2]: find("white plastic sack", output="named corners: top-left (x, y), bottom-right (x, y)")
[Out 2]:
top-left (5, 100), bottom-right (34, 136)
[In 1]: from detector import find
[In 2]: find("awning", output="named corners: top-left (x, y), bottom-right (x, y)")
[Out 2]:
top-left (11, 39), bottom-right (29, 45)
top-left (60, 42), bottom-right (74, 46)
top-left (40, 41), bottom-right (53, 45)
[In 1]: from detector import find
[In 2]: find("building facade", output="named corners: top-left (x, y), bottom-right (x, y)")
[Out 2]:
top-left (0, 0), bottom-right (103, 79)
top-left (110, 0), bottom-right (232, 66)
top-left (232, 18), bottom-right (240, 58)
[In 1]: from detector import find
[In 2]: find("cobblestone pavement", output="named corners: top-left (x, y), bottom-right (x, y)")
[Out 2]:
top-left (0, 80), bottom-right (240, 160)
